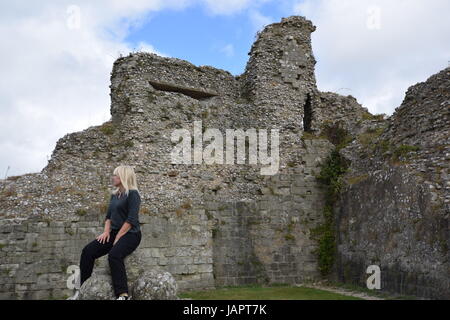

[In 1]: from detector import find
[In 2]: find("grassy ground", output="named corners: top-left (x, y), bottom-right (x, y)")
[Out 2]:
top-left (179, 284), bottom-right (363, 300)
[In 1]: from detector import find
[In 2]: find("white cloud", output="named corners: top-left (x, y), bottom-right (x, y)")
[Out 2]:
top-left (0, 1), bottom-right (190, 177)
top-left (201, 0), bottom-right (253, 15)
top-left (200, 0), bottom-right (274, 16)
top-left (248, 9), bottom-right (274, 32)
top-left (134, 41), bottom-right (169, 56)
top-left (1, 0), bottom-right (277, 177)
top-left (292, 0), bottom-right (450, 115)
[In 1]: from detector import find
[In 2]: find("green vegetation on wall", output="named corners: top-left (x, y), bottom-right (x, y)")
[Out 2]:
top-left (311, 123), bottom-right (351, 277)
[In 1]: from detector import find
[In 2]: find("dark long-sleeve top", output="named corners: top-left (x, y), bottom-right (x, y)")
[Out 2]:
top-left (105, 189), bottom-right (141, 233)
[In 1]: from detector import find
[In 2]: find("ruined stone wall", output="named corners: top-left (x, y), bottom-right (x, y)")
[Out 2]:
top-left (0, 208), bottom-right (214, 299)
top-left (332, 68), bottom-right (450, 299)
top-left (315, 92), bottom-right (372, 137)
top-left (238, 17), bottom-right (323, 137)
top-left (382, 68), bottom-right (450, 147)
top-left (240, 17), bottom-right (317, 106)
top-left (208, 139), bottom-right (334, 286)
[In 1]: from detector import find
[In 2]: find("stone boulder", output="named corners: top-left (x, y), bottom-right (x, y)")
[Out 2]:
top-left (122, 253), bottom-right (147, 284)
top-left (131, 269), bottom-right (179, 300)
top-left (72, 269), bottom-right (178, 300)
top-left (78, 273), bottom-right (116, 300)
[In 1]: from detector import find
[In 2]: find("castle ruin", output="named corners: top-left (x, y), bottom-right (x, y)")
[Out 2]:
top-left (0, 16), bottom-right (448, 299)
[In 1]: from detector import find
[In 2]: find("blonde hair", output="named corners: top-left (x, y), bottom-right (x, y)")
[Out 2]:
top-left (112, 165), bottom-right (139, 197)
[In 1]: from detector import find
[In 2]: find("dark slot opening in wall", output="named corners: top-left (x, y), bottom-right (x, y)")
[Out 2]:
top-left (303, 93), bottom-right (312, 132)
top-left (149, 80), bottom-right (218, 100)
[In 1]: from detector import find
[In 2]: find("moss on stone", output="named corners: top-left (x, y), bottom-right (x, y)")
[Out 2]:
top-left (320, 122), bottom-right (353, 151)
top-left (75, 208), bottom-right (87, 216)
top-left (347, 174), bottom-right (369, 185)
top-left (391, 145), bottom-right (420, 161)
top-left (357, 127), bottom-right (385, 147)
top-left (285, 234), bottom-right (296, 241)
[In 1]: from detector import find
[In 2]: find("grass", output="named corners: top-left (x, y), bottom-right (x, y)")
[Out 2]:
top-left (391, 145), bottom-right (420, 161)
top-left (347, 174), bottom-right (369, 185)
top-left (99, 121), bottom-right (115, 135)
top-left (178, 284), bottom-right (363, 300)
top-left (75, 208), bottom-right (87, 216)
top-left (301, 132), bottom-right (327, 140)
top-left (362, 112), bottom-right (386, 121)
top-left (357, 127), bottom-right (385, 147)
top-left (6, 175), bottom-right (21, 181)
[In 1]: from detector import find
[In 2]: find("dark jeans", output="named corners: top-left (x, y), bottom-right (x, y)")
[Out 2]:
top-left (79, 229), bottom-right (141, 297)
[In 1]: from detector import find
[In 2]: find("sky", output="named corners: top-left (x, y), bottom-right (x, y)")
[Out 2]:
top-left (1, 0), bottom-right (449, 177)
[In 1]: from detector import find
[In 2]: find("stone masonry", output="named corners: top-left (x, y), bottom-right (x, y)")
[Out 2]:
top-left (332, 67), bottom-right (450, 299)
top-left (0, 16), bottom-right (448, 299)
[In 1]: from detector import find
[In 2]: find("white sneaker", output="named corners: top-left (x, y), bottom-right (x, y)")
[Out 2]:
top-left (67, 290), bottom-right (80, 300)
top-left (116, 295), bottom-right (131, 300)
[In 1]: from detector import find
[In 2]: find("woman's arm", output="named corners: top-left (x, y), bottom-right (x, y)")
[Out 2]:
top-left (113, 222), bottom-right (132, 245)
top-left (125, 191), bottom-right (141, 228)
top-left (113, 191), bottom-right (140, 245)
top-left (97, 195), bottom-right (113, 244)
top-left (104, 219), bottom-right (111, 233)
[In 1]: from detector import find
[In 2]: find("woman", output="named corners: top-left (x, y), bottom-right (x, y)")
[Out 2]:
top-left (79, 165), bottom-right (142, 300)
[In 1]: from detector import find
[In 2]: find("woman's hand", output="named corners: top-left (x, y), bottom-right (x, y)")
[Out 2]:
top-left (113, 236), bottom-right (120, 246)
top-left (96, 231), bottom-right (110, 244)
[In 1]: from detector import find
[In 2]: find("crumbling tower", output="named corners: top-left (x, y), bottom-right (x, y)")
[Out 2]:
top-left (239, 16), bottom-right (318, 133)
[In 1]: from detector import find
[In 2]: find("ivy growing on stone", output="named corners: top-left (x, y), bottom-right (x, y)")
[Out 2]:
top-left (310, 123), bottom-right (351, 277)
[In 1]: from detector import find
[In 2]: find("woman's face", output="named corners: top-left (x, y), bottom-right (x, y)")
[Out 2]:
top-left (112, 174), bottom-right (121, 187)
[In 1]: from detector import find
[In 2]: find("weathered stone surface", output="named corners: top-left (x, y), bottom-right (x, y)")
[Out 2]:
top-left (332, 67), bottom-right (450, 300)
top-left (75, 269), bottom-right (178, 300)
top-left (78, 273), bottom-right (115, 300)
top-left (131, 269), bottom-right (178, 300)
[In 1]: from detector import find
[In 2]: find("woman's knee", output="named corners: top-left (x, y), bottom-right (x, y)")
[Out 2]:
top-left (81, 243), bottom-right (96, 258)
top-left (81, 248), bottom-right (90, 261)
top-left (81, 244), bottom-right (89, 254)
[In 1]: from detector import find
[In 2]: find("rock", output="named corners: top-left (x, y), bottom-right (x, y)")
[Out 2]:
top-left (124, 253), bottom-right (147, 284)
top-left (78, 273), bottom-right (115, 300)
top-left (131, 269), bottom-right (178, 300)
top-left (73, 269), bottom-right (179, 300)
